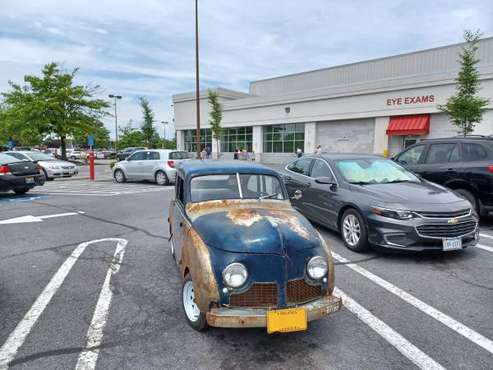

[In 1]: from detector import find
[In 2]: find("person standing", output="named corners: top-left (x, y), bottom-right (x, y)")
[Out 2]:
top-left (315, 145), bottom-right (322, 155)
top-left (296, 148), bottom-right (303, 158)
top-left (200, 146), bottom-right (207, 160)
top-left (233, 148), bottom-right (239, 160)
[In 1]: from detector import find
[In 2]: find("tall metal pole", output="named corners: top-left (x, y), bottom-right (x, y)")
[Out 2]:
top-left (114, 97), bottom-right (118, 151)
top-left (194, 0), bottom-right (201, 158)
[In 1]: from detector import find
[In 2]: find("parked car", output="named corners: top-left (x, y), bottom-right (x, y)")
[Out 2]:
top-left (113, 150), bottom-right (188, 185)
top-left (169, 161), bottom-right (341, 332)
top-left (5, 151), bottom-right (79, 180)
top-left (116, 147), bottom-right (146, 161)
top-left (280, 154), bottom-right (479, 253)
top-left (0, 153), bottom-right (45, 194)
top-left (393, 136), bottom-right (493, 216)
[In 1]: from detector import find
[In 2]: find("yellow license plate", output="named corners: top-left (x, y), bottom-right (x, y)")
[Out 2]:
top-left (267, 308), bottom-right (307, 334)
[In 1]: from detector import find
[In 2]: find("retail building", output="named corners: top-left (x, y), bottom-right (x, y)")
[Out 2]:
top-left (173, 37), bottom-right (493, 163)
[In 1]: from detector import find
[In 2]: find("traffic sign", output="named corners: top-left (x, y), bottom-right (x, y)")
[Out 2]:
top-left (87, 135), bottom-right (95, 147)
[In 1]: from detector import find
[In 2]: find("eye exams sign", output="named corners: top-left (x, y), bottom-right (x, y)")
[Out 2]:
top-left (386, 95), bottom-right (435, 106)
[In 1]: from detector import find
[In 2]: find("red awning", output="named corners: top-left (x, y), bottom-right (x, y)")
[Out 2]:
top-left (386, 114), bottom-right (430, 136)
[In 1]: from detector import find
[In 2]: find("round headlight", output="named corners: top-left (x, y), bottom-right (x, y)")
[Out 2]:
top-left (222, 263), bottom-right (248, 288)
top-left (307, 256), bottom-right (328, 280)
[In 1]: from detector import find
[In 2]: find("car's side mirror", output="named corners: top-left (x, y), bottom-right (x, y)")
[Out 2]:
top-left (315, 177), bottom-right (337, 191)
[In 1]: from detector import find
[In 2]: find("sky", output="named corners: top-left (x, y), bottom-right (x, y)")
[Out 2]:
top-left (1, 0), bottom-right (493, 140)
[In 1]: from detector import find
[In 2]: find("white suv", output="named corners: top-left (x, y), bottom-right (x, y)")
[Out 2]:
top-left (112, 149), bottom-right (189, 185)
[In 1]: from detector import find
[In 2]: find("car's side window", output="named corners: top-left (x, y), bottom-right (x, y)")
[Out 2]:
top-left (147, 151), bottom-right (160, 160)
top-left (287, 158), bottom-right (312, 176)
top-left (7, 153), bottom-right (27, 161)
top-left (462, 143), bottom-right (489, 161)
top-left (397, 145), bottom-right (425, 165)
top-left (425, 143), bottom-right (457, 164)
top-left (310, 159), bottom-right (333, 180)
top-left (128, 152), bottom-right (146, 161)
top-left (175, 177), bottom-right (185, 206)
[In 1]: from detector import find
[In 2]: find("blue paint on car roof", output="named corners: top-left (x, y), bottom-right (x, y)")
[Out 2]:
top-left (179, 160), bottom-right (279, 181)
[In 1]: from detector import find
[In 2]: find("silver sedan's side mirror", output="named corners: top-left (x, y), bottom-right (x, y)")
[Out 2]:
top-left (291, 189), bottom-right (302, 200)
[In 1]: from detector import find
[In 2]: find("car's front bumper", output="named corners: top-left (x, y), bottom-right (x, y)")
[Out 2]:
top-left (45, 167), bottom-right (79, 178)
top-left (206, 294), bottom-right (342, 328)
top-left (367, 213), bottom-right (479, 252)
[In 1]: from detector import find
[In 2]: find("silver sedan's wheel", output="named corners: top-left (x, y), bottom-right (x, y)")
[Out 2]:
top-left (114, 169), bottom-right (125, 183)
top-left (343, 214), bottom-right (361, 247)
top-left (155, 170), bottom-right (169, 186)
top-left (183, 280), bottom-right (200, 322)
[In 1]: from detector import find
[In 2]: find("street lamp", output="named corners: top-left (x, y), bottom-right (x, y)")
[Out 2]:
top-left (108, 94), bottom-right (122, 151)
top-left (161, 121), bottom-right (168, 148)
top-left (194, 0), bottom-right (201, 157)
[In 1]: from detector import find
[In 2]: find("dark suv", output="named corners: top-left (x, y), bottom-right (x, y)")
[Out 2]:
top-left (394, 136), bottom-right (493, 216)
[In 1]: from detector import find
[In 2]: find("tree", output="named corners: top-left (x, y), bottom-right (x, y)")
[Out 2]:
top-left (117, 121), bottom-right (146, 150)
top-left (139, 97), bottom-right (159, 148)
top-left (208, 90), bottom-right (223, 158)
top-left (1, 62), bottom-right (109, 158)
top-left (72, 120), bottom-right (110, 149)
top-left (439, 30), bottom-right (490, 136)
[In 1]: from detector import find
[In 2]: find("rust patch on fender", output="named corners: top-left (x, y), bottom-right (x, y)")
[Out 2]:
top-left (180, 226), bottom-right (219, 312)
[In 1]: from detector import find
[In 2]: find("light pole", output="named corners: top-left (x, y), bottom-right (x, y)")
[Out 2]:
top-left (108, 94), bottom-right (122, 151)
top-left (161, 121), bottom-right (168, 148)
top-left (194, 0), bottom-right (201, 158)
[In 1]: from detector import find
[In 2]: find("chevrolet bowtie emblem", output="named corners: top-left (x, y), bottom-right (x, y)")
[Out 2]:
top-left (448, 218), bottom-right (459, 225)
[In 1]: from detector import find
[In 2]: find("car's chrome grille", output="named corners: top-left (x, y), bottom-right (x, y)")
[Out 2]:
top-left (229, 283), bottom-right (278, 308)
top-left (416, 221), bottom-right (477, 238)
top-left (415, 209), bottom-right (471, 218)
top-left (286, 279), bottom-right (322, 304)
top-left (61, 166), bottom-right (73, 170)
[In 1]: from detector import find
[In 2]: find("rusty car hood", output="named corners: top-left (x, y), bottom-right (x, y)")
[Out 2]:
top-left (186, 199), bottom-right (322, 254)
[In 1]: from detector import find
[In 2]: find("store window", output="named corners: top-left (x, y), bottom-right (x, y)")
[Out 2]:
top-left (263, 123), bottom-right (305, 153)
top-left (220, 127), bottom-right (253, 152)
top-left (183, 129), bottom-right (212, 152)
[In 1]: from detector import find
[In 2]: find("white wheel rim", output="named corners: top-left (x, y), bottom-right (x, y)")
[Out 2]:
top-left (183, 280), bottom-right (200, 322)
top-left (115, 171), bottom-right (123, 182)
top-left (343, 214), bottom-right (361, 247)
top-left (157, 172), bottom-right (166, 184)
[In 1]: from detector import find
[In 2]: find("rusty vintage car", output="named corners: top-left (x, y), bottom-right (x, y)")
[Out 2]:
top-left (168, 161), bottom-right (341, 333)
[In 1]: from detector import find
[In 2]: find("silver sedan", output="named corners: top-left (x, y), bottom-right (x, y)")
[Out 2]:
top-left (112, 149), bottom-right (189, 185)
top-left (5, 151), bottom-right (79, 180)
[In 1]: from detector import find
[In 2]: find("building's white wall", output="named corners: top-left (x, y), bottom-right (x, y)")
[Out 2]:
top-left (316, 119), bottom-right (375, 153)
top-left (304, 122), bottom-right (316, 154)
top-left (374, 117), bottom-right (389, 155)
top-left (176, 130), bottom-right (184, 151)
top-left (252, 126), bottom-right (262, 154)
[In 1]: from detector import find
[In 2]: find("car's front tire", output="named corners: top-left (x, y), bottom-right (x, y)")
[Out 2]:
top-left (340, 209), bottom-right (369, 252)
top-left (155, 170), bottom-right (169, 186)
top-left (114, 169), bottom-right (126, 183)
top-left (181, 275), bottom-right (208, 331)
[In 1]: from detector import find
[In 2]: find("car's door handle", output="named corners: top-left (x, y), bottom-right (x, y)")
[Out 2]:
top-left (305, 182), bottom-right (311, 188)
top-left (284, 176), bottom-right (292, 181)
top-left (179, 221), bottom-right (183, 227)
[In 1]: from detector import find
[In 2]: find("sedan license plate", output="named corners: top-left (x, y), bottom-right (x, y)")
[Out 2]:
top-left (267, 308), bottom-right (307, 334)
top-left (25, 177), bottom-right (34, 184)
top-left (443, 238), bottom-right (462, 251)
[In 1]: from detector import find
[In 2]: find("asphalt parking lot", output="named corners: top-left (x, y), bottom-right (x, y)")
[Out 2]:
top-left (1, 175), bottom-right (492, 369)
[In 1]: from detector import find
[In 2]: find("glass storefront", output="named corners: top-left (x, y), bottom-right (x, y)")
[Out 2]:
top-left (183, 129), bottom-right (212, 152)
top-left (220, 127), bottom-right (253, 152)
top-left (263, 123), bottom-right (305, 153)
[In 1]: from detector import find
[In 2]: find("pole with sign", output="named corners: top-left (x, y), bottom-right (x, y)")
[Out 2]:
top-left (88, 135), bottom-right (95, 181)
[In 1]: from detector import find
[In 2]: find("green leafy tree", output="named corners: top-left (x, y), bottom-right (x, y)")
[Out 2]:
top-left (208, 90), bottom-right (223, 157)
top-left (439, 30), bottom-right (490, 136)
top-left (117, 121), bottom-right (146, 150)
top-left (1, 62), bottom-right (109, 158)
top-left (139, 97), bottom-right (159, 148)
top-left (72, 120), bottom-right (110, 149)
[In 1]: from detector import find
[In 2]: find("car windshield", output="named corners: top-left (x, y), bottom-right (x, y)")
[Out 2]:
top-left (190, 173), bottom-right (286, 202)
top-left (335, 158), bottom-right (420, 184)
top-left (26, 152), bottom-right (55, 161)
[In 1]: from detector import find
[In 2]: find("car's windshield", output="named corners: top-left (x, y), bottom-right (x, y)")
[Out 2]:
top-left (335, 158), bottom-right (419, 184)
top-left (190, 173), bottom-right (286, 202)
top-left (26, 152), bottom-right (55, 161)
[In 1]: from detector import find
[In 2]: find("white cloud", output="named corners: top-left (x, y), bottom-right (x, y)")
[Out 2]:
top-left (1, 0), bottom-right (492, 139)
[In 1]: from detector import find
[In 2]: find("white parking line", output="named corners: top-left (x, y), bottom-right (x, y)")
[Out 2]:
top-left (335, 287), bottom-right (444, 370)
top-left (479, 233), bottom-right (493, 240)
top-left (477, 244), bottom-right (493, 253)
top-left (332, 251), bottom-right (493, 355)
top-left (76, 238), bottom-right (127, 370)
top-left (0, 241), bottom-right (88, 369)
top-left (0, 238), bottom-right (128, 370)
